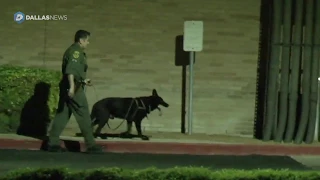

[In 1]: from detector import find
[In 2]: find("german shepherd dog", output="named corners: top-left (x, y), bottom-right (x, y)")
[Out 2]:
top-left (90, 89), bottom-right (169, 140)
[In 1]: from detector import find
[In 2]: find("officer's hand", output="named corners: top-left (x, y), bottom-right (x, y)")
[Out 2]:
top-left (68, 88), bottom-right (75, 98)
top-left (84, 79), bottom-right (92, 86)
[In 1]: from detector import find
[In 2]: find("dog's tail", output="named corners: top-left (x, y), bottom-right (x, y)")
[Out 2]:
top-left (90, 106), bottom-right (97, 126)
top-left (90, 112), bottom-right (95, 121)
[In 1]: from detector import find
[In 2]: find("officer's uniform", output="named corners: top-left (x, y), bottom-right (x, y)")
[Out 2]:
top-left (48, 43), bottom-right (98, 151)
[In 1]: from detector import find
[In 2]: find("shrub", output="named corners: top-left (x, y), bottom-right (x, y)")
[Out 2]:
top-left (1, 167), bottom-right (319, 180)
top-left (0, 65), bottom-right (61, 134)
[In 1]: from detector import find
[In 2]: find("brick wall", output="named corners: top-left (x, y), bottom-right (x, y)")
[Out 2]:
top-left (1, 0), bottom-right (261, 136)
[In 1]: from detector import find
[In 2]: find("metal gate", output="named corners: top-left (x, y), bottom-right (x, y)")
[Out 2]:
top-left (254, 0), bottom-right (320, 144)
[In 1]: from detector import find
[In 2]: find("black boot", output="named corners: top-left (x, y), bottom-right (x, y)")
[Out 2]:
top-left (86, 145), bottom-right (104, 154)
top-left (47, 145), bottom-right (67, 152)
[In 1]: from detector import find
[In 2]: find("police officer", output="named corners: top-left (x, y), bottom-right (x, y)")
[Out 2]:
top-left (47, 30), bottom-right (103, 153)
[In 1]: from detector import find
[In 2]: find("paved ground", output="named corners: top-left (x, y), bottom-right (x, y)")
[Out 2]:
top-left (0, 149), bottom-right (314, 176)
top-left (3, 134), bottom-right (320, 155)
top-left (292, 156), bottom-right (320, 170)
top-left (2, 133), bottom-right (320, 177)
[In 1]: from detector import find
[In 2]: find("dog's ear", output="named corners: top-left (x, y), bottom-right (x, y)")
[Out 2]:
top-left (152, 89), bottom-right (158, 96)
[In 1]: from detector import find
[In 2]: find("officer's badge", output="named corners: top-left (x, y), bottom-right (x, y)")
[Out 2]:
top-left (73, 51), bottom-right (80, 58)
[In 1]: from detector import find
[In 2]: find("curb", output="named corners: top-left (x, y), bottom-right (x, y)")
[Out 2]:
top-left (1, 138), bottom-right (320, 155)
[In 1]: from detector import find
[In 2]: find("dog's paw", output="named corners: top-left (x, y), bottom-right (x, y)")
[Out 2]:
top-left (93, 133), bottom-right (99, 138)
top-left (141, 135), bottom-right (149, 141)
top-left (100, 136), bottom-right (108, 140)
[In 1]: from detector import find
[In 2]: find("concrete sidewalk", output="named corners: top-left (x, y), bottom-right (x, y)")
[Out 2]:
top-left (1, 134), bottom-right (320, 155)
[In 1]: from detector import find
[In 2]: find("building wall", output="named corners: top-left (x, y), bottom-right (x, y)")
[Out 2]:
top-left (1, 0), bottom-right (261, 135)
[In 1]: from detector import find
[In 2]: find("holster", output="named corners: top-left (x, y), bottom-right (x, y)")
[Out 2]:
top-left (74, 80), bottom-right (83, 94)
top-left (63, 79), bottom-right (84, 111)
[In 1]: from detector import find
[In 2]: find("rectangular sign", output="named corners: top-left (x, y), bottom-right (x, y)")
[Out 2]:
top-left (183, 21), bottom-right (204, 52)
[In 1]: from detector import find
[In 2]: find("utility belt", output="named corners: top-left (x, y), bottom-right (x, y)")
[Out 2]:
top-left (60, 76), bottom-right (86, 94)
top-left (74, 79), bottom-right (86, 93)
top-left (63, 78), bottom-right (86, 114)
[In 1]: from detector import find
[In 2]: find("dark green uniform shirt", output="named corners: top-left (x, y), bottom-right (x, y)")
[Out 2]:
top-left (62, 43), bottom-right (88, 83)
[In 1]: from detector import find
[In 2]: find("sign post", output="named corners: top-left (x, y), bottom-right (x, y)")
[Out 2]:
top-left (183, 21), bottom-right (204, 135)
top-left (315, 77), bottom-right (320, 141)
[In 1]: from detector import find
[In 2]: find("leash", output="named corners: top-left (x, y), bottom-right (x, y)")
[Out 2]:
top-left (86, 84), bottom-right (127, 131)
top-left (86, 84), bottom-right (162, 131)
top-left (106, 98), bottom-right (152, 131)
top-left (66, 80), bottom-right (150, 131)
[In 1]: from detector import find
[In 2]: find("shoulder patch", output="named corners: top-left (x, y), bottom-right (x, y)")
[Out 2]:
top-left (72, 51), bottom-right (80, 59)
